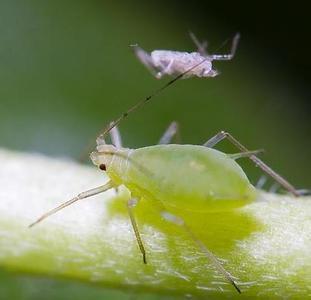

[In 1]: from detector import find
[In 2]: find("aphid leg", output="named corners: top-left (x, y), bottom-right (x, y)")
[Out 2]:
top-left (160, 210), bottom-right (241, 294)
top-left (189, 31), bottom-right (208, 56)
top-left (269, 182), bottom-right (280, 193)
top-left (29, 181), bottom-right (115, 228)
top-left (156, 59), bottom-right (175, 79)
top-left (208, 33), bottom-right (240, 61)
top-left (127, 198), bottom-right (147, 264)
top-left (203, 131), bottom-right (299, 196)
top-left (256, 175), bottom-right (268, 189)
top-left (131, 44), bottom-right (159, 77)
top-left (158, 121), bottom-right (180, 144)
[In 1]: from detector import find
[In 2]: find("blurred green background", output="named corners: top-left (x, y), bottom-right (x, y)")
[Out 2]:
top-left (0, 1), bottom-right (310, 299)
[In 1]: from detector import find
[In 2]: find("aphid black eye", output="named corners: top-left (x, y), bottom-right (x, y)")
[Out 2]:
top-left (99, 164), bottom-right (106, 171)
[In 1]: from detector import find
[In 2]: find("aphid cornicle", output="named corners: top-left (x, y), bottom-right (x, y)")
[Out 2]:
top-left (29, 33), bottom-right (300, 294)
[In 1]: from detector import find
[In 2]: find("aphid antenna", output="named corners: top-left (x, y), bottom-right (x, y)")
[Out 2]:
top-left (98, 61), bottom-right (205, 141)
top-left (78, 57), bottom-right (199, 161)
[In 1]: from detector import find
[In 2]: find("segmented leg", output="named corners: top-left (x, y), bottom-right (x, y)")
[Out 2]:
top-left (158, 121), bottom-right (180, 144)
top-left (269, 182), bottom-right (280, 193)
top-left (208, 33), bottom-right (240, 61)
top-left (189, 31), bottom-right (208, 56)
top-left (203, 131), bottom-right (299, 196)
top-left (256, 175), bottom-right (268, 189)
top-left (160, 210), bottom-right (241, 294)
top-left (127, 198), bottom-right (147, 264)
top-left (29, 181), bottom-right (115, 227)
top-left (131, 45), bottom-right (158, 77)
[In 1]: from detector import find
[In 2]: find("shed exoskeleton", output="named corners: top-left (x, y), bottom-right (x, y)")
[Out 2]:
top-left (132, 32), bottom-right (240, 79)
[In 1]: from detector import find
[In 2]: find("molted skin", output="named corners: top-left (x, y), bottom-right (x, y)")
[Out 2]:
top-left (105, 144), bottom-right (256, 212)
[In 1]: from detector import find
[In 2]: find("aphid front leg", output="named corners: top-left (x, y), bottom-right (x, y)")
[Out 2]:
top-left (29, 181), bottom-right (116, 227)
top-left (127, 198), bottom-right (147, 264)
top-left (160, 210), bottom-right (241, 294)
top-left (203, 131), bottom-right (299, 196)
top-left (158, 121), bottom-right (180, 144)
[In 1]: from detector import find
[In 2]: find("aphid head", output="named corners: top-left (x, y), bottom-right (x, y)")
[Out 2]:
top-left (90, 136), bottom-right (118, 171)
top-left (90, 145), bottom-right (117, 171)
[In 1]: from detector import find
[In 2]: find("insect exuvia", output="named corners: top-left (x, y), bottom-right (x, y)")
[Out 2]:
top-left (132, 32), bottom-right (240, 79)
top-left (29, 33), bottom-right (300, 294)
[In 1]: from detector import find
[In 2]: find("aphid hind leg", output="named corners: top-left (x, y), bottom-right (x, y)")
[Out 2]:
top-left (127, 198), bottom-right (147, 264)
top-left (29, 181), bottom-right (115, 228)
top-left (160, 210), bottom-right (241, 294)
top-left (158, 121), bottom-right (180, 144)
top-left (203, 131), bottom-right (299, 196)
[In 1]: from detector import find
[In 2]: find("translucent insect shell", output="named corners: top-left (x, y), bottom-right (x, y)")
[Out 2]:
top-left (91, 143), bottom-right (256, 212)
top-left (132, 32), bottom-right (240, 79)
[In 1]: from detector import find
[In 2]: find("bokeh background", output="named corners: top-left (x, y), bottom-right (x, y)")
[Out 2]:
top-left (0, 1), bottom-right (310, 299)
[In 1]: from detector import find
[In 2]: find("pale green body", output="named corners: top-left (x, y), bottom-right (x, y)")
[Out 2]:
top-left (107, 144), bottom-right (257, 212)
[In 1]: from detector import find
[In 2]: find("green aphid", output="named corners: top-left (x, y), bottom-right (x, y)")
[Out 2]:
top-left (29, 124), bottom-right (298, 294)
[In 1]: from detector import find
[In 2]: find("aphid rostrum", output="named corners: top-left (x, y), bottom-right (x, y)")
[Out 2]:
top-left (29, 36), bottom-right (300, 294)
top-left (132, 32), bottom-right (240, 79)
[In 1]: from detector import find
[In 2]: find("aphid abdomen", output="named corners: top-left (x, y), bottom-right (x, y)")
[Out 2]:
top-left (124, 145), bottom-right (256, 212)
